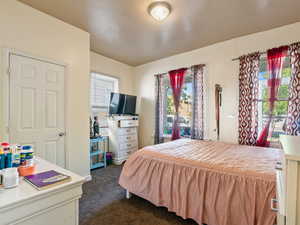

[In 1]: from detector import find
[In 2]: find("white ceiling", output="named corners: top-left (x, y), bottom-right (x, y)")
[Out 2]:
top-left (19, 0), bottom-right (300, 66)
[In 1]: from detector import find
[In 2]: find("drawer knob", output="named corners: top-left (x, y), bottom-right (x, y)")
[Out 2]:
top-left (275, 163), bottom-right (283, 170)
top-left (270, 198), bottom-right (278, 212)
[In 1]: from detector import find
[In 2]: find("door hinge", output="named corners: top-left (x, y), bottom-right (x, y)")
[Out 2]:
top-left (6, 126), bottom-right (9, 134)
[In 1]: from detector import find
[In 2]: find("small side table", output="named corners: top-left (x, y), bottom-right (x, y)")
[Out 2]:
top-left (90, 136), bottom-right (108, 169)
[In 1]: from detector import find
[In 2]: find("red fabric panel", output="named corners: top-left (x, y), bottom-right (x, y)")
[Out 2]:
top-left (256, 46), bottom-right (288, 147)
top-left (169, 68), bottom-right (187, 140)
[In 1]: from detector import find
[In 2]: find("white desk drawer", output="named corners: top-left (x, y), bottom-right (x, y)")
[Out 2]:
top-left (275, 166), bottom-right (285, 216)
top-left (119, 120), bottom-right (139, 128)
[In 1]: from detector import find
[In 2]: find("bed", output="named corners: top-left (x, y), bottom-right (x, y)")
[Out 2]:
top-left (119, 139), bottom-right (283, 225)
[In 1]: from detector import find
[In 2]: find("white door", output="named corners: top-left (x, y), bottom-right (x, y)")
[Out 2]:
top-left (9, 54), bottom-right (66, 168)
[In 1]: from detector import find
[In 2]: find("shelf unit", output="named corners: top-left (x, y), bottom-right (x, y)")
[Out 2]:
top-left (90, 136), bottom-right (108, 169)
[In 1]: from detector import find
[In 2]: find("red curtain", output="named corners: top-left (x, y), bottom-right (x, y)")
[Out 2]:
top-left (169, 68), bottom-right (187, 140)
top-left (256, 46), bottom-right (288, 147)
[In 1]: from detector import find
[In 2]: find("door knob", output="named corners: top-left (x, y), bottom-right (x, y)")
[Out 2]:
top-left (58, 132), bottom-right (66, 137)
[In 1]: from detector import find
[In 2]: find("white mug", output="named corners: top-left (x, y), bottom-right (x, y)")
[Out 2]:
top-left (0, 168), bottom-right (19, 189)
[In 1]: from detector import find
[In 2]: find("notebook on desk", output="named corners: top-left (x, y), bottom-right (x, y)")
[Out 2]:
top-left (24, 170), bottom-right (71, 190)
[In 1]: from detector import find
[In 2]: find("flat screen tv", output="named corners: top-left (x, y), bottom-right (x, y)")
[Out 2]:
top-left (109, 93), bottom-right (137, 115)
top-left (123, 94), bottom-right (137, 115)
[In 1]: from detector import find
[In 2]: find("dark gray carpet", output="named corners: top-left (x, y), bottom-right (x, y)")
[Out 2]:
top-left (79, 165), bottom-right (198, 225)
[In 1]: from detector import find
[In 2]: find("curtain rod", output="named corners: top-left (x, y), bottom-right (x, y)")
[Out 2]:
top-left (232, 43), bottom-right (297, 61)
top-left (156, 70), bottom-right (191, 77)
top-left (232, 51), bottom-right (267, 61)
top-left (154, 64), bottom-right (205, 76)
top-left (155, 67), bottom-right (188, 76)
top-left (232, 51), bottom-right (293, 61)
top-left (157, 72), bottom-right (168, 76)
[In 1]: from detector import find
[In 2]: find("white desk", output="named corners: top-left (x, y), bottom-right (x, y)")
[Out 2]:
top-left (0, 158), bottom-right (85, 225)
top-left (276, 154), bottom-right (300, 225)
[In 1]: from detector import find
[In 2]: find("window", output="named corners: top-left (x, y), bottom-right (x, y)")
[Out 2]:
top-left (163, 73), bottom-right (192, 137)
top-left (257, 57), bottom-right (291, 144)
top-left (90, 72), bottom-right (118, 135)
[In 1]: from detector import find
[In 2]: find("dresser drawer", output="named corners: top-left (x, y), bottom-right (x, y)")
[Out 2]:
top-left (118, 127), bottom-right (136, 136)
top-left (119, 120), bottom-right (139, 128)
top-left (116, 150), bottom-right (129, 159)
top-left (119, 141), bottom-right (138, 150)
top-left (119, 134), bottom-right (137, 143)
top-left (116, 147), bottom-right (137, 158)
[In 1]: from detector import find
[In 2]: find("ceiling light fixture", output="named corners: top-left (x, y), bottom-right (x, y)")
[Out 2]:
top-left (148, 1), bottom-right (171, 21)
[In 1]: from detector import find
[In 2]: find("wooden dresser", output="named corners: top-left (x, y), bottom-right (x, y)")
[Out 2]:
top-left (0, 157), bottom-right (85, 225)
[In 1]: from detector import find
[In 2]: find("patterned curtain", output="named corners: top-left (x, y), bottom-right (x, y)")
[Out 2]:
top-left (154, 74), bottom-right (166, 144)
top-left (191, 64), bottom-right (205, 139)
top-left (238, 52), bottom-right (261, 145)
top-left (286, 42), bottom-right (300, 135)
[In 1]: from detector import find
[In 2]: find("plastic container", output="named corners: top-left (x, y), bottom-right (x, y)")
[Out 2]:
top-left (1, 142), bottom-right (12, 168)
top-left (20, 147), bottom-right (26, 166)
top-left (5, 151), bottom-right (12, 168)
top-left (12, 145), bottom-right (21, 167)
top-left (1, 142), bottom-right (10, 152)
top-left (0, 148), bottom-right (5, 169)
top-left (1, 167), bottom-right (19, 188)
top-left (18, 165), bottom-right (36, 177)
top-left (21, 145), bottom-right (34, 167)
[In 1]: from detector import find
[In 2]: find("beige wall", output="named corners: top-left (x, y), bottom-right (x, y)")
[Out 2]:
top-left (0, 0), bottom-right (90, 177)
top-left (90, 51), bottom-right (134, 95)
top-left (2, 0), bottom-right (300, 173)
top-left (134, 22), bottom-right (300, 147)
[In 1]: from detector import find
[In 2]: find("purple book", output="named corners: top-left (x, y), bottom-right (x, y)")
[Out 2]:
top-left (24, 170), bottom-right (71, 190)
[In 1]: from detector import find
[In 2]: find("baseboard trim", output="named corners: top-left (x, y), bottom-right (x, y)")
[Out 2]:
top-left (84, 175), bottom-right (92, 182)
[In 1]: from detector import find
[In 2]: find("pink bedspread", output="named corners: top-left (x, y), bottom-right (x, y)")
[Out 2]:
top-left (119, 139), bottom-right (283, 225)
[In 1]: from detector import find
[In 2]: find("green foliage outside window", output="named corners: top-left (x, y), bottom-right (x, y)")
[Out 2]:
top-left (261, 81), bottom-right (290, 117)
top-left (166, 86), bottom-right (191, 115)
top-left (282, 67), bottom-right (291, 78)
top-left (166, 90), bottom-right (174, 115)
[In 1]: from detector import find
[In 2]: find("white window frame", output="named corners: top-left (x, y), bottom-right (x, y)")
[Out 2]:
top-left (257, 56), bottom-right (291, 145)
top-left (163, 72), bottom-right (193, 138)
top-left (90, 72), bottom-right (119, 134)
top-left (90, 72), bottom-right (119, 110)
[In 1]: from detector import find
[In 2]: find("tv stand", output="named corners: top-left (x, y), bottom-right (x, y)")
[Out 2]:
top-left (108, 115), bottom-right (139, 165)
